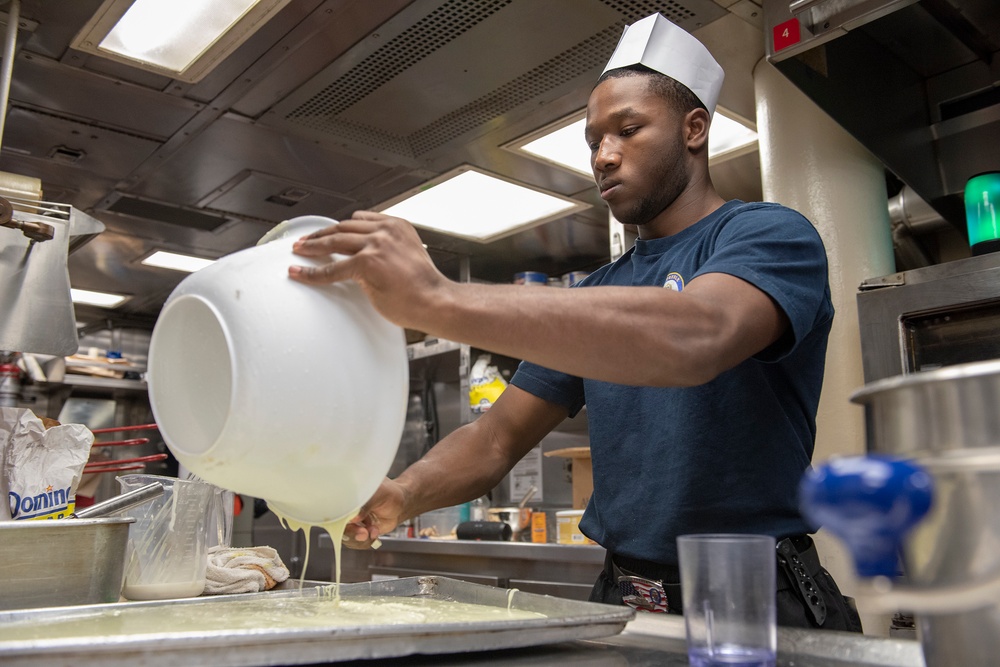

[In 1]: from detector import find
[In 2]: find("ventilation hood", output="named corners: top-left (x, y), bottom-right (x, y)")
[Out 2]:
top-left (763, 0), bottom-right (1000, 234)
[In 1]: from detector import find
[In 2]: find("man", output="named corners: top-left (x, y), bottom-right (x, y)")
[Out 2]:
top-left (289, 14), bottom-right (861, 632)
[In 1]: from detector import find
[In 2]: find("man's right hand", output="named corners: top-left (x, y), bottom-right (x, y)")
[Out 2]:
top-left (289, 211), bottom-right (449, 334)
top-left (342, 477), bottom-right (408, 549)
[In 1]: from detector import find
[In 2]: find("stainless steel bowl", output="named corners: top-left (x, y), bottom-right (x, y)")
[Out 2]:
top-left (0, 516), bottom-right (133, 610)
top-left (487, 507), bottom-right (531, 537)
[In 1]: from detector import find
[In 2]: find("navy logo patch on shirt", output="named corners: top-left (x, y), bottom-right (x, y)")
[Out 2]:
top-left (663, 272), bottom-right (684, 291)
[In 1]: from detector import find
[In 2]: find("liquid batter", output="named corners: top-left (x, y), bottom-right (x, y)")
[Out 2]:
top-left (0, 595), bottom-right (545, 642)
top-left (270, 509), bottom-right (349, 598)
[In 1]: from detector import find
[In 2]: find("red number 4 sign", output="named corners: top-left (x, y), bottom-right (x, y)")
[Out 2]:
top-left (773, 18), bottom-right (801, 52)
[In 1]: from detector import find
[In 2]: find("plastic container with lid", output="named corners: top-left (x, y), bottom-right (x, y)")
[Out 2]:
top-left (557, 509), bottom-right (595, 545)
top-left (514, 271), bottom-right (548, 286)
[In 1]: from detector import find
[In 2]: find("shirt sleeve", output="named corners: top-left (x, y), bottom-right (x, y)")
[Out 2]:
top-left (509, 360), bottom-right (586, 417)
top-left (694, 205), bottom-right (834, 362)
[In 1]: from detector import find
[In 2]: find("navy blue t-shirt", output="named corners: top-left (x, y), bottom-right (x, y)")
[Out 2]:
top-left (510, 200), bottom-right (834, 566)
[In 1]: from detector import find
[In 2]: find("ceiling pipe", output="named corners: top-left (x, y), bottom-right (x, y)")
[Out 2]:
top-left (0, 0), bottom-right (21, 153)
top-left (887, 185), bottom-right (952, 270)
top-left (888, 185), bottom-right (951, 236)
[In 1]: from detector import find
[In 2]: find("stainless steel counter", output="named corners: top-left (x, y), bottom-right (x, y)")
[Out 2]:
top-left (337, 536), bottom-right (606, 600)
top-left (0, 577), bottom-right (926, 667)
top-left (329, 544), bottom-right (925, 666)
top-left (319, 614), bottom-right (925, 667)
top-left (367, 536), bottom-right (606, 566)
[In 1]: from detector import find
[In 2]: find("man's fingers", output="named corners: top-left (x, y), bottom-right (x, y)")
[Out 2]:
top-left (294, 212), bottom-right (386, 246)
top-left (341, 513), bottom-right (384, 549)
top-left (288, 254), bottom-right (355, 285)
top-left (349, 210), bottom-right (390, 223)
top-left (292, 228), bottom-right (373, 257)
top-left (343, 523), bottom-right (372, 542)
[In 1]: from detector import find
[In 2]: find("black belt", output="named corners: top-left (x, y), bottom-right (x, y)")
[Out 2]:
top-left (607, 534), bottom-right (826, 624)
top-left (609, 552), bottom-right (682, 613)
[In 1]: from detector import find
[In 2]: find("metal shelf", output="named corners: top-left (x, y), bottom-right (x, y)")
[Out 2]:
top-left (406, 337), bottom-right (463, 361)
top-left (56, 374), bottom-right (147, 392)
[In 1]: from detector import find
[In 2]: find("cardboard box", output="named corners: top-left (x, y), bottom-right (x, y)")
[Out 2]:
top-left (544, 447), bottom-right (592, 510)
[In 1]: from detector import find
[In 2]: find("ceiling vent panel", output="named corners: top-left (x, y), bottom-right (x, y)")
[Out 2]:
top-left (199, 170), bottom-right (358, 223)
top-left (287, 0), bottom-right (512, 125)
top-left (262, 0), bottom-right (727, 161)
top-left (103, 194), bottom-right (229, 232)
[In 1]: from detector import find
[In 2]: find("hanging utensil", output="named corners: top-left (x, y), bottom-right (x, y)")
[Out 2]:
top-left (518, 485), bottom-right (537, 508)
top-left (70, 481), bottom-right (164, 519)
top-left (84, 453), bottom-right (168, 472)
top-left (93, 437), bottom-right (150, 447)
top-left (90, 423), bottom-right (158, 434)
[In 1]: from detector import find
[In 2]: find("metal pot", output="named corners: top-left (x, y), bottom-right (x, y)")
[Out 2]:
top-left (848, 359), bottom-right (1000, 667)
top-left (0, 516), bottom-right (133, 610)
top-left (487, 507), bottom-right (531, 537)
top-left (852, 357), bottom-right (1000, 459)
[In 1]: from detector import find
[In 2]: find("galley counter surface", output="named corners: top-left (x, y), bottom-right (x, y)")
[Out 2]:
top-left (329, 614), bottom-right (925, 667)
top-left (0, 576), bottom-right (924, 667)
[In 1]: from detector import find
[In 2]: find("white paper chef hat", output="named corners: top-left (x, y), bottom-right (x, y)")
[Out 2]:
top-left (601, 13), bottom-right (725, 117)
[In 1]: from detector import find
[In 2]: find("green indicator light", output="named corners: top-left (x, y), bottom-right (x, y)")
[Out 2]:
top-left (965, 172), bottom-right (1000, 255)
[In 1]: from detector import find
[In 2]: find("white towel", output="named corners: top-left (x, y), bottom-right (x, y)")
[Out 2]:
top-left (203, 545), bottom-right (290, 595)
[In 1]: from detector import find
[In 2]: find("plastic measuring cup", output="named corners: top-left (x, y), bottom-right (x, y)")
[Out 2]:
top-left (118, 474), bottom-right (216, 601)
top-left (206, 486), bottom-right (235, 550)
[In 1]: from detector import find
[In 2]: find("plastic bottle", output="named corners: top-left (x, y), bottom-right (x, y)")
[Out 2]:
top-left (469, 496), bottom-right (490, 522)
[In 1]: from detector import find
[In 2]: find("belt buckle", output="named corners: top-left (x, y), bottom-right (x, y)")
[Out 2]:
top-left (617, 574), bottom-right (669, 613)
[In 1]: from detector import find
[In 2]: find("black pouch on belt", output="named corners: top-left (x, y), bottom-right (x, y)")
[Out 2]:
top-left (776, 536), bottom-right (863, 632)
top-left (777, 537), bottom-right (826, 626)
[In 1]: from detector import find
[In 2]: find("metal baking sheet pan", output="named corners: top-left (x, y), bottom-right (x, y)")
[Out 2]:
top-left (0, 576), bottom-right (634, 666)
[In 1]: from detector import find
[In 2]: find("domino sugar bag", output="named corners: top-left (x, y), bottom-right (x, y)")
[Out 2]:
top-left (1, 407), bottom-right (93, 520)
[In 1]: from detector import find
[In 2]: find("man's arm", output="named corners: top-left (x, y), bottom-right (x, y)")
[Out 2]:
top-left (290, 212), bottom-right (788, 387)
top-left (344, 384), bottom-right (569, 546)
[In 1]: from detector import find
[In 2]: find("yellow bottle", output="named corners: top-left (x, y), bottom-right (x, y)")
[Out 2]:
top-left (531, 511), bottom-right (547, 543)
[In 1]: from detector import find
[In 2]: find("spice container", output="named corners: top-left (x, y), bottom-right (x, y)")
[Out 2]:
top-left (557, 509), bottom-right (595, 545)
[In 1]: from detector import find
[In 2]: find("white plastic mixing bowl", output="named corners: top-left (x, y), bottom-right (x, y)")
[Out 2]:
top-left (147, 216), bottom-right (408, 524)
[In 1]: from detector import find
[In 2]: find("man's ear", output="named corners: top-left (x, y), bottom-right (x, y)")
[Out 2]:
top-left (685, 108), bottom-right (711, 151)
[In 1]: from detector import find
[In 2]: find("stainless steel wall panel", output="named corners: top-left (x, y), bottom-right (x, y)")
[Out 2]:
top-left (2, 107), bottom-right (160, 180)
top-left (9, 54), bottom-right (201, 139)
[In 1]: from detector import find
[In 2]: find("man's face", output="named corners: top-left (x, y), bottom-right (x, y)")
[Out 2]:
top-left (585, 75), bottom-right (689, 227)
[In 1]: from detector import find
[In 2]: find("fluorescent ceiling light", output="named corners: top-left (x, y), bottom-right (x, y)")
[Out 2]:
top-left (515, 116), bottom-right (591, 177)
top-left (377, 166), bottom-right (589, 243)
top-left (71, 289), bottom-right (130, 308)
top-left (142, 250), bottom-right (216, 273)
top-left (71, 0), bottom-right (290, 83)
top-left (508, 106), bottom-right (759, 177)
top-left (102, 0), bottom-right (259, 72)
top-left (709, 110), bottom-right (758, 162)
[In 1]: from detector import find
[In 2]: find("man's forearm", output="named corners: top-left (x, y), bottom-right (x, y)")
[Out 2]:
top-left (393, 421), bottom-right (513, 521)
top-left (414, 279), bottom-right (769, 387)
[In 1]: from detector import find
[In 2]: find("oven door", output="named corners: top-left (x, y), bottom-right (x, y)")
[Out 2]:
top-left (857, 253), bottom-right (1000, 382)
